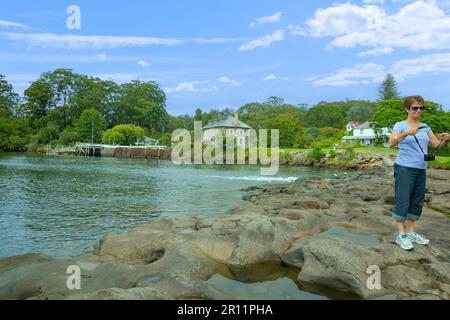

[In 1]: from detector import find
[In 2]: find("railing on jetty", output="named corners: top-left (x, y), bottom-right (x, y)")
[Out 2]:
top-left (47, 143), bottom-right (171, 160)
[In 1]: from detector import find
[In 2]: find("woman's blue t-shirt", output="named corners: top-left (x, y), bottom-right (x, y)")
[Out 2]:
top-left (393, 121), bottom-right (431, 170)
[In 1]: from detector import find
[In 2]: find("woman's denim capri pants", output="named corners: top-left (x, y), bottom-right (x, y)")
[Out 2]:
top-left (393, 163), bottom-right (426, 222)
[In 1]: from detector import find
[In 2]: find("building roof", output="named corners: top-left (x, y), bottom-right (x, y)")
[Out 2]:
top-left (202, 115), bottom-right (252, 130)
top-left (346, 121), bottom-right (361, 128)
top-left (355, 121), bottom-right (371, 129)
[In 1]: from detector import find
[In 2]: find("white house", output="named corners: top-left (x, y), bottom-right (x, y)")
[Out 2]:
top-left (345, 121), bottom-right (361, 132)
top-left (342, 121), bottom-right (390, 147)
top-left (202, 113), bottom-right (254, 146)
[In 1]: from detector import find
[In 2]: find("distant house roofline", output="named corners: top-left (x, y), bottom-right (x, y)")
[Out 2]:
top-left (202, 114), bottom-right (252, 130)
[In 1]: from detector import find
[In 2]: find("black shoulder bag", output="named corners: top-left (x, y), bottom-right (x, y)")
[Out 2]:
top-left (413, 135), bottom-right (435, 162)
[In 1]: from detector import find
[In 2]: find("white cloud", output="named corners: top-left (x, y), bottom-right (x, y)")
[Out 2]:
top-left (312, 62), bottom-right (386, 86)
top-left (262, 74), bottom-right (277, 81)
top-left (218, 76), bottom-right (242, 86)
top-left (0, 32), bottom-right (247, 50)
top-left (305, 1), bottom-right (450, 53)
top-left (164, 81), bottom-right (219, 93)
top-left (250, 11), bottom-right (282, 28)
top-left (0, 52), bottom-right (122, 63)
top-left (0, 32), bottom-right (184, 50)
top-left (96, 53), bottom-right (107, 62)
top-left (310, 52), bottom-right (450, 86)
top-left (392, 52), bottom-right (450, 80)
top-left (363, 0), bottom-right (385, 4)
top-left (287, 24), bottom-right (307, 37)
top-left (137, 60), bottom-right (151, 67)
top-left (238, 30), bottom-right (284, 51)
top-left (357, 47), bottom-right (393, 57)
top-left (0, 20), bottom-right (30, 30)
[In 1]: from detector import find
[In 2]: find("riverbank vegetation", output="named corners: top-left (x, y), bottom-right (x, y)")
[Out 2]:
top-left (1, 70), bottom-right (449, 159)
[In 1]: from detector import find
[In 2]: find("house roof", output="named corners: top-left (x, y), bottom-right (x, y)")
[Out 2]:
top-left (347, 121), bottom-right (361, 128)
top-left (202, 115), bottom-right (252, 130)
top-left (355, 121), bottom-right (371, 129)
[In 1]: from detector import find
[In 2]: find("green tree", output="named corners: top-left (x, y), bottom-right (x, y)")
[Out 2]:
top-left (306, 127), bottom-right (320, 139)
top-left (265, 113), bottom-right (305, 147)
top-left (169, 114), bottom-right (194, 131)
top-left (24, 79), bottom-right (53, 126)
top-left (117, 81), bottom-right (168, 132)
top-left (345, 104), bottom-right (373, 123)
top-left (0, 74), bottom-right (20, 115)
top-left (102, 124), bottom-right (145, 145)
top-left (36, 127), bottom-right (59, 145)
top-left (305, 103), bottom-right (346, 129)
top-left (194, 108), bottom-right (203, 123)
top-left (75, 109), bottom-right (106, 143)
top-left (58, 126), bottom-right (79, 145)
top-left (264, 96), bottom-right (286, 108)
top-left (237, 99), bottom-right (306, 133)
top-left (377, 74), bottom-right (400, 101)
top-left (370, 99), bottom-right (449, 136)
top-left (70, 77), bottom-right (120, 127)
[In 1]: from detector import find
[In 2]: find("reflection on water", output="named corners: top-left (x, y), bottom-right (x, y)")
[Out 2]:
top-left (208, 273), bottom-right (325, 300)
top-left (0, 153), bottom-right (334, 258)
top-left (209, 262), bottom-right (326, 300)
top-left (210, 262), bottom-right (396, 300)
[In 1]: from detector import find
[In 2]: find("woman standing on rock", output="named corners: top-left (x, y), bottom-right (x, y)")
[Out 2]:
top-left (389, 95), bottom-right (449, 251)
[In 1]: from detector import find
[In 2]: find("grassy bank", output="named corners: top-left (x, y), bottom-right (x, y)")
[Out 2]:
top-left (280, 146), bottom-right (450, 169)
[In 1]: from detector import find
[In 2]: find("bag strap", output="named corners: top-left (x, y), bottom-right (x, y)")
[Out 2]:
top-left (413, 135), bottom-right (426, 156)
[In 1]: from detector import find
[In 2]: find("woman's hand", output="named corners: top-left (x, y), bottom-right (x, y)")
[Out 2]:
top-left (440, 132), bottom-right (449, 142)
top-left (403, 127), bottom-right (419, 136)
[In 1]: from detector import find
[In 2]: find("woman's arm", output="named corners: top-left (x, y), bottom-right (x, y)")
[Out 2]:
top-left (428, 132), bottom-right (449, 149)
top-left (388, 128), bottom-right (418, 147)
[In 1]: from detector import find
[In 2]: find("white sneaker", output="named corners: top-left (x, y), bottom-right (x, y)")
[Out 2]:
top-left (407, 232), bottom-right (430, 245)
top-left (396, 234), bottom-right (414, 251)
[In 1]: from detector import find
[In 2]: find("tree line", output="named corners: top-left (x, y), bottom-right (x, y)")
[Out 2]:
top-left (0, 70), bottom-right (449, 152)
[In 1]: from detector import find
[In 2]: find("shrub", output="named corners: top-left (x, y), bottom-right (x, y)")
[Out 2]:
top-left (59, 127), bottom-right (79, 145)
top-left (328, 149), bottom-right (336, 159)
top-left (102, 124), bottom-right (145, 145)
top-left (36, 127), bottom-right (59, 145)
top-left (8, 135), bottom-right (26, 151)
top-left (434, 146), bottom-right (450, 157)
top-left (344, 147), bottom-right (356, 161)
top-left (306, 146), bottom-right (324, 162)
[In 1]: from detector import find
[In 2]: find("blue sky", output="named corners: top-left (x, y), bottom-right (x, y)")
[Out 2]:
top-left (1, 0), bottom-right (450, 114)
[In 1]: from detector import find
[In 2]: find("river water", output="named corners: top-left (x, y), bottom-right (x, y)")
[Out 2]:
top-left (0, 153), bottom-right (335, 258)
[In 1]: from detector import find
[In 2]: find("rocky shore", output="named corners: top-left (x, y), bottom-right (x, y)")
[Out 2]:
top-left (280, 151), bottom-right (397, 169)
top-left (1, 165), bottom-right (449, 300)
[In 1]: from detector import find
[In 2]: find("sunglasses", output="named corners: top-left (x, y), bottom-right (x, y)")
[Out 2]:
top-left (408, 106), bottom-right (426, 112)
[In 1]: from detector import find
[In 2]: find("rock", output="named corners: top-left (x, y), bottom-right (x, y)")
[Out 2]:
top-left (400, 294), bottom-right (441, 300)
top-left (383, 265), bottom-right (432, 295)
top-left (292, 199), bottom-right (330, 210)
top-left (288, 236), bottom-right (386, 299)
top-left (384, 196), bottom-right (395, 205)
top-left (194, 236), bottom-right (238, 263)
top-left (424, 263), bottom-right (450, 284)
top-left (362, 195), bottom-right (380, 202)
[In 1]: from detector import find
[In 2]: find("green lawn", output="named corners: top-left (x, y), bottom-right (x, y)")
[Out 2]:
top-left (280, 146), bottom-right (397, 155)
top-left (353, 147), bottom-right (398, 155)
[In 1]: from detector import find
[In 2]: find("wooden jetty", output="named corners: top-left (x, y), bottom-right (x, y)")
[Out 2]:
top-left (47, 143), bottom-right (171, 160)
